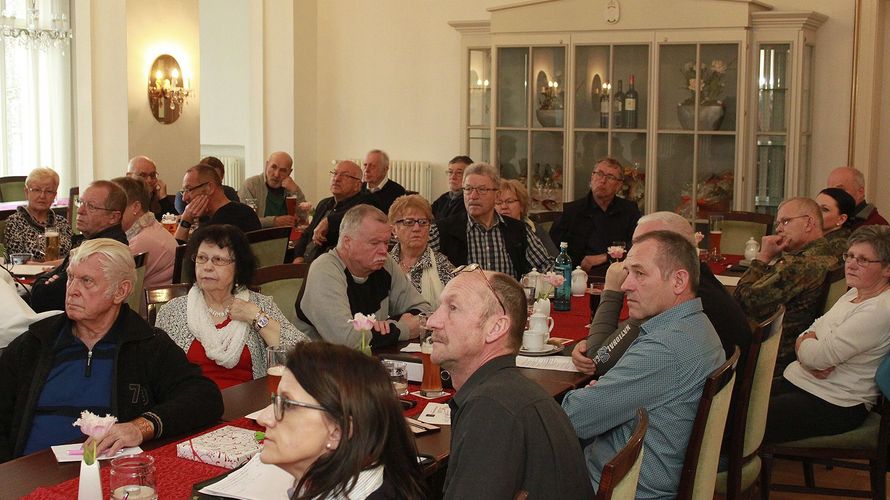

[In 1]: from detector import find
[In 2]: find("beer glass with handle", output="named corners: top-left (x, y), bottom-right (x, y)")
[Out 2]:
top-left (417, 313), bottom-right (444, 397)
top-left (266, 346), bottom-right (288, 394)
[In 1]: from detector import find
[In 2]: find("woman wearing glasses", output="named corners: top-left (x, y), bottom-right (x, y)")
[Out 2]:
top-left (3, 167), bottom-right (73, 262)
top-left (765, 225), bottom-right (890, 443)
top-left (156, 224), bottom-right (307, 390)
top-left (495, 179), bottom-right (558, 257)
top-left (388, 195), bottom-right (455, 308)
top-left (258, 342), bottom-right (426, 500)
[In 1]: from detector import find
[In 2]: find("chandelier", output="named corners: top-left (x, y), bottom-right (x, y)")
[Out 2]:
top-left (0, 0), bottom-right (73, 51)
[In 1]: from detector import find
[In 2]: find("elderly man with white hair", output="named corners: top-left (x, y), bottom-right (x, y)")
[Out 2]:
top-left (0, 238), bottom-right (222, 462)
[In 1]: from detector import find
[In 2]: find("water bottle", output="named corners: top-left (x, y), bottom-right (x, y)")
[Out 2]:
top-left (554, 242), bottom-right (572, 311)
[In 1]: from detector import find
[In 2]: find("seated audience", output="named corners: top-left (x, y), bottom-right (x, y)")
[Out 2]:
top-left (112, 176), bottom-right (178, 288)
top-left (156, 224), bottom-right (307, 390)
top-left (362, 149), bottom-right (406, 214)
top-left (562, 231), bottom-right (725, 497)
top-left (436, 162), bottom-right (552, 280)
top-left (174, 156), bottom-right (240, 213)
top-left (175, 164), bottom-right (261, 241)
top-left (293, 161), bottom-right (377, 263)
top-left (295, 205), bottom-right (429, 348)
top-left (817, 187), bottom-right (856, 258)
top-left (734, 197), bottom-right (840, 373)
top-left (30, 181), bottom-right (129, 313)
top-left (425, 266), bottom-right (594, 499)
top-left (572, 211), bottom-right (749, 376)
top-left (127, 156), bottom-right (175, 219)
top-left (3, 167), bottom-right (73, 262)
top-left (0, 238), bottom-right (222, 462)
top-left (550, 157), bottom-right (640, 277)
top-left (765, 225), bottom-right (890, 443)
top-left (496, 178), bottom-right (558, 256)
top-left (238, 151), bottom-right (307, 228)
top-left (431, 155), bottom-right (471, 220)
top-left (388, 194), bottom-right (455, 309)
top-left (258, 342), bottom-right (426, 499)
top-left (827, 166), bottom-right (889, 228)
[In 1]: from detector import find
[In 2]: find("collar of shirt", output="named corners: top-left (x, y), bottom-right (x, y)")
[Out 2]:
top-left (448, 190), bottom-right (463, 201)
top-left (466, 211), bottom-right (505, 231)
top-left (369, 177), bottom-right (389, 193)
top-left (449, 354), bottom-right (516, 412)
top-left (640, 297), bottom-right (704, 337)
top-left (585, 191), bottom-right (620, 214)
top-left (125, 212), bottom-right (157, 240)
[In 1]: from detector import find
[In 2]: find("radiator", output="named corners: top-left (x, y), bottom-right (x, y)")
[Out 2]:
top-left (349, 159), bottom-right (432, 200)
top-left (218, 156), bottom-right (245, 190)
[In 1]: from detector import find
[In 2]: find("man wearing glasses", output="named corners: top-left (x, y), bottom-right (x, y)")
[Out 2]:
top-left (30, 181), bottom-right (130, 313)
top-left (436, 162), bottom-right (552, 280)
top-left (293, 161), bottom-right (378, 263)
top-left (734, 197), bottom-right (840, 373)
top-left (238, 151), bottom-right (308, 228)
top-left (430, 155), bottom-right (472, 221)
top-left (127, 156), bottom-right (175, 220)
top-left (426, 266), bottom-right (593, 499)
top-left (174, 164), bottom-right (261, 242)
top-left (550, 157), bottom-right (640, 277)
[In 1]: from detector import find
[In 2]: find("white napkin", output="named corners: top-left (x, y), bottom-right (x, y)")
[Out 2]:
top-left (51, 444), bottom-right (143, 463)
top-left (516, 355), bottom-right (580, 373)
top-left (400, 343), bottom-right (422, 353)
top-left (417, 402), bottom-right (451, 426)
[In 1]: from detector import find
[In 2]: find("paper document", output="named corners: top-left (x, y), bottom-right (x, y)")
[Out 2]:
top-left (716, 275), bottom-right (741, 287)
top-left (51, 444), bottom-right (142, 463)
top-left (199, 453), bottom-right (294, 500)
top-left (516, 355), bottom-right (580, 373)
top-left (417, 402), bottom-right (451, 426)
top-left (400, 343), bottom-right (422, 353)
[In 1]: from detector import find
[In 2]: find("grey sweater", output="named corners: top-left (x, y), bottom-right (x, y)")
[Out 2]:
top-left (237, 174), bottom-right (307, 228)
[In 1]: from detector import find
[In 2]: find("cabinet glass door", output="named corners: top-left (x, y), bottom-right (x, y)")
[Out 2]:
top-left (754, 44), bottom-right (790, 214)
top-left (468, 48), bottom-right (492, 162)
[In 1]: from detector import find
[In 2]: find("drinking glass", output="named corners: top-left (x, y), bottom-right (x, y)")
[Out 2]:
top-left (588, 276), bottom-right (606, 320)
top-left (44, 228), bottom-right (60, 261)
top-left (383, 360), bottom-right (409, 396)
top-left (709, 215), bottom-right (724, 261)
top-left (110, 454), bottom-right (157, 500)
top-left (417, 314), bottom-right (444, 397)
top-left (266, 346), bottom-right (288, 394)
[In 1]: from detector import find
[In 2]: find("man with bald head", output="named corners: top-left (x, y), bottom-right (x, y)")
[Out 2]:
top-left (127, 156), bottom-right (175, 220)
top-left (238, 151), bottom-right (307, 228)
top-left (292, 160), bottom-right (378, 263)
top-left (734, 197), bottom-right (840, 372)
top-left (826, 166), bottom-right (888, 228)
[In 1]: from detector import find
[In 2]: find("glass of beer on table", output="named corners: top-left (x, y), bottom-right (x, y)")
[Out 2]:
top-left (709, 214), bottom-right (724, 261)
top-left (266, 346), bottom-right (288, 394)
top-left (418, 314), bottom-right (444, 397)
top-left (160, 213), bottom-right (178, 235)
top-left (44, 227), bottom-right (60, 261)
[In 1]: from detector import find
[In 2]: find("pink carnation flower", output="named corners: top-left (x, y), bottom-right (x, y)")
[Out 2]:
top-left (73, 411), bottom-right (117, 439)
top-left (347, 312), bottom-right (376, 332)
top-left (541, 274), bottom-right (565, 288)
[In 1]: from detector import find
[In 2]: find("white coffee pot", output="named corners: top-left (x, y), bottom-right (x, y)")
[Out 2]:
top-left (528, 313), bottom-right (554, 339)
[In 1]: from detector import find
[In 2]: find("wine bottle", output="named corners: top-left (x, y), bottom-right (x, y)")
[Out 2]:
top-left (613, 80), bottom-right (625, 129)
top-left (553, 242), bottom-right (572, 311)
top-left (625, 75), bottom-right (639, 129)
top-left (599, 86), bottom-right (610, 128)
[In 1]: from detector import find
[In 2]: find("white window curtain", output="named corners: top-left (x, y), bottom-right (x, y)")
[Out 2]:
top-left (0, 0), bottom-right (72, 190)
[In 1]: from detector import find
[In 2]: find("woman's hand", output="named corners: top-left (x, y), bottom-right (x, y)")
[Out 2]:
top-left (229, 298), bottom-right (260, 324)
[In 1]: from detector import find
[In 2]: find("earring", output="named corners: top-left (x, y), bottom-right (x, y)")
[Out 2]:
top-left (325, 442), bottom-right (333, 449)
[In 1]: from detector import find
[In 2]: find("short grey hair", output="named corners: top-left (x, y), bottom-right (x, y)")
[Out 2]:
top-left (779, 196), bottom-right (824, 230)
top-left (338, 204), bottom-right (389, 247)
top-left (463, 162), bottom-right (500, 186)
top-left (367, 149), bottom-right (390, 168)
top-left (848, 225), bottom-right (890, 265)
top-left (26, 167), bottom-right (60, 189)
top-left (636, 211), bottom-right (696, 245)
top-left (69, 238), bottom-right (136, 298)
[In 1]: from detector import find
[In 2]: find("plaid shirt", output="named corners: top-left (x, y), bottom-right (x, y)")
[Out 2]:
top-left (466, 213), bottom-right (552, 276)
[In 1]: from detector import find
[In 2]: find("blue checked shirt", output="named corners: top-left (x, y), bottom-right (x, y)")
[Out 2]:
top-left (466, 213), bottom-right (552, 276)
top-left (561, 298), bottom-right (724, 499)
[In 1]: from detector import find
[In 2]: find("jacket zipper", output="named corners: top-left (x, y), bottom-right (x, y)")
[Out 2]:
top-left (85, 350), bottom-right (93, 377)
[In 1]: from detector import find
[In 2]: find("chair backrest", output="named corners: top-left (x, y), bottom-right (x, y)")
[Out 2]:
top-left (0, 176), bottom-right (27, 203)
top-left (0, 219), bottom-right (7, 249)
top-left (127, 252), bottom-right (148, 315)
top-left (819, 265), bottom-right (847, 315)
top-left (68, 186), bottom-right (80, 235)
top-left (253, 263), bottom-right (309, 327)
top-left (713, 211), bottom-right (774, 256)
top-left (677, 347), bottom-right (740, 500)
top-left (596, 408), bottom-right (648, 500)
top-left (171, 244), bottom-right (189, 284)
top-left (723, 305), bottom-right (785, 497)
top-left (144, 283), bottom-right (191, 327)
top-left (528, 211), bottom-right (562, 235)
top-left (246, 227), bottom-right (291, 268)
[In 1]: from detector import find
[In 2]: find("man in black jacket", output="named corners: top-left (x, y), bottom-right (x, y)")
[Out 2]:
top-left (0, 238), bottom-right (222, 462)
top-left (431, 155), bottom-right (471, 221)
top-left (361, 149), bottom-right (406, 214)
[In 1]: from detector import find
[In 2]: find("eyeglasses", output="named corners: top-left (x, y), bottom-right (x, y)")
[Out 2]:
top-left (774, 215), bottom-right (810, 228)
top-left (271, 394), bottom-right (328, 421)
top-left (462, 186), bottom-right (498, 195)
top-left (193, 253), bottom-right (236, 266)
top-left (495, 198), bottom-right (519, 206)
top-left (181, 181), bottom-right (210, 195)
top-left (592, 170), bottom-right (622, 183)
top-left (446, 169), bottom-right (464, 176)
top-left (842, 253), bottom-right (884, 266)
top-left (453, 263), bottom-right (506, 314)
top-left (394, 218), bottom-right (431, 227)
top-left (26, 186), bottom-right (57, 197)
top-left (329, 170), bottom-right (362, 182)
top-left (134, 172), bottom-right (158, 179)
top-left (75, 199), bottom-right (119, 213)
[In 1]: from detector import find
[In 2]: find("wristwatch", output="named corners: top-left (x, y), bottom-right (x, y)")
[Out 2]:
top-left (179, 218), bottom-right (192, 229)
top-left (253, 311), bottom-right (270, 330)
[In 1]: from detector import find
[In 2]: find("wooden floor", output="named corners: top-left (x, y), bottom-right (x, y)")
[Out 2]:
top-left (764, 458), bottom-right (888, 499)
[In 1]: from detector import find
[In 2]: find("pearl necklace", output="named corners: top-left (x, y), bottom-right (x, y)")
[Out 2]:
top-left (207, 306), bottom-right (230, 318)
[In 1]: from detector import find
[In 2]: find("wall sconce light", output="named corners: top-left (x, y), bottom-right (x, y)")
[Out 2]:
top-left (147, 54), bottom-right (192, 124)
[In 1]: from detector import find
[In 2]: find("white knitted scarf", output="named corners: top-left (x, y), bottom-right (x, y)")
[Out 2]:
top-left (187, 286), bottom-right (251, 369)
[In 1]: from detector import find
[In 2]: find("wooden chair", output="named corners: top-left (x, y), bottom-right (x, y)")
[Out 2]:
top-left (714, 305), bottom-right (785, 499)
top-left (0, 175), bottom-right (27, 203)
top-left (676, 347), bottom-right (740, 500)
top-left (171, 244), bottom-right (189, 284)
top-left (144, 283), bottom-right (191, 327)
top-left (711, 211), bottom-right (774, 256)
top-left (126, 252), bottom-right (148, 316)
top-left (528, 211), bottom-right (562, 235)
top-left (819, 265), bottom-right (848, 315)
top-left (246, 227), bottom-right (291, 268)
top-left (252, 263), bottom-right (309, 327)
top-left (596, 408), bottom-right (649, 500)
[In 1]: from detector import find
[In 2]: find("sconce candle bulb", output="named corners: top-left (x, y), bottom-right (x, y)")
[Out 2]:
top-left (147, 54), bottom-right (192, 124)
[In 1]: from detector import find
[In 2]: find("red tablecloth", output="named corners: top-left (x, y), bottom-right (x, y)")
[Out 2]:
top-left (550, 295), bottom-right (593, 342)
top-left (707, 253), bottom-right (743, 276)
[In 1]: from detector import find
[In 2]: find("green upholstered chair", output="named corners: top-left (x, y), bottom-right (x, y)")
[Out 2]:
top-left (126, 252), bottom-right (148, 316)
top-left (711, 211), bottom-right (774, 256)
top-left (820, 266), bottom-right (848, 315)
top-left (0, 176), bottom-right (27, 203)
top-left (246, 227), bottom-right (291, 268)
top-left (596, 408), bottom-right (648, 500)
top-left (252, 263), bottom-right (308, 328)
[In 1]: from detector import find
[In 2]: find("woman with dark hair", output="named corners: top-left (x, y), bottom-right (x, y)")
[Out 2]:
top-left (496, 179), bottom-right (558, 256)
top-left (816, 187), bottom-right (857, 258)
top-left (156, 224), bottom-right (307, 389)
top-left (258, 342), bottom-right (426, 500)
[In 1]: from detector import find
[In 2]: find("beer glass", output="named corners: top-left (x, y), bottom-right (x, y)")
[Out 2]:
top-left (266, 346), bottom-right (288, 394)
top-left (417, 314), bottom-right (444, 397)
top-left (383, 360), bottom-right (409, 396)
top-left (709, 215), bottom-right (724, 261)
top-left (44, 228), bottom-right (60, 261)
top-left (110, 454), bottom-right (157, 500)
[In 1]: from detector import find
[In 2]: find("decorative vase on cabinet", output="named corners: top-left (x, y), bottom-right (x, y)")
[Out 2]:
top-left (677, 103), bottom-right (725, 131)
top-left (536, 109), bottom-right (564, 127)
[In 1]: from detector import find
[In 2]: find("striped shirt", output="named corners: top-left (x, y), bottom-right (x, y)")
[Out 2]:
top-left (466, 213), bottom-right (552, 276)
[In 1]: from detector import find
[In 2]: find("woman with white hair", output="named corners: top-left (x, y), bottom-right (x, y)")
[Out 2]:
top-left (3, 167), bottom-right (73, 261)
